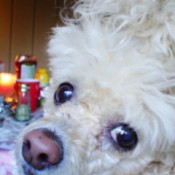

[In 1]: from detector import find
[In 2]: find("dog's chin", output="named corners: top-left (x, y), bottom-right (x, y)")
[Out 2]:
top-left (22, 163), bottom-right (41, 175)
top-left (22, 160), bottom-right (60, 175)
top-left (23, 164), bottom-right (35, 175)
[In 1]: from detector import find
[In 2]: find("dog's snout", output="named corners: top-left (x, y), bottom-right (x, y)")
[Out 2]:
top-left (22, 129), bottom-right (63, 170)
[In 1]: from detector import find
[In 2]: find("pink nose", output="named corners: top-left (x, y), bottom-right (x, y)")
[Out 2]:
top-left (22, 129), bottom-right (63, 170)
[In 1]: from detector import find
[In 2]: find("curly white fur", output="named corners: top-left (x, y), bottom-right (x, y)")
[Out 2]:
top-left (15, 0), bottom-right (175, 175)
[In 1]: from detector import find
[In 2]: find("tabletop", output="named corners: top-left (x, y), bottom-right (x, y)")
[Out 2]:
top-left (0, 108), bottom-right (43, 175)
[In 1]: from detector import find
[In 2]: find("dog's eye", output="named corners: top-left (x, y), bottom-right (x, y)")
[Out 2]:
top-left (110, 123), bottom-right (138, 151)
top-left (54, 83), bottom-right (74, 105)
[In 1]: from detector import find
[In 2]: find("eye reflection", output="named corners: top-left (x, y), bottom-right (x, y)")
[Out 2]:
top-left (110, 123), bottom-right (138, 151)
top-left (54, 83), bottom-right (74, 105)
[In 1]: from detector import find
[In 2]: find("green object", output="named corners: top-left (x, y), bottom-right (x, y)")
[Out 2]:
top-left (15, 104), bottom-right (30, 121)
top-left (15, 84), bottom-right (31, 121)
top-left (21, 64), bottom-right (36, 78)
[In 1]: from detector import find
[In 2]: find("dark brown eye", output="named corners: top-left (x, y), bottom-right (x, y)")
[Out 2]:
top-left (54, 83), bottom-right (74, 105)
top-left (110, 123), bottom-right (138, 151)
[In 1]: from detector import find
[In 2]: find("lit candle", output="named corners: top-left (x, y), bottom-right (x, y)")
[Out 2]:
top-left (0, 73), bottom-right (16, 97)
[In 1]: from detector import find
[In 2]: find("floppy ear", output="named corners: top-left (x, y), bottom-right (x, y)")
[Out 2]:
top-left (127, 1), bottom-right (175, 59)
top-left (73, 0), bottom-right (175, 62)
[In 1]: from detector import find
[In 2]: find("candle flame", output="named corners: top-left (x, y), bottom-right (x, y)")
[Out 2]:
top-left (0, 73), bottom-right (16, 97)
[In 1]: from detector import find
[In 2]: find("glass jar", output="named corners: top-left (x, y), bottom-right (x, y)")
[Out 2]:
top-left (15, 54), bottom-right (37, 79)
top-left (15, 84), bottom-right (31, 121)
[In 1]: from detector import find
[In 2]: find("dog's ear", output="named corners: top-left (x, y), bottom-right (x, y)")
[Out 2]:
top-left (73, 0), bottom-right (175, 59)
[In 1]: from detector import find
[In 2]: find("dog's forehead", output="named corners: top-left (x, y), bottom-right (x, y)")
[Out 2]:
top-left (48, 24), bottom-right (165, 102)
top-left (50, 26), bottom-right (143, 78)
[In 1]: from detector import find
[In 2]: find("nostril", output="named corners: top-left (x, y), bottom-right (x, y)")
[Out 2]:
top-left (38, 153), bottom-right (49, 163)
top-left (22, 128), bottom-right (63, 170)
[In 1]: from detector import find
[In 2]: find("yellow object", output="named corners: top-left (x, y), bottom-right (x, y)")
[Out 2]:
top-left (35, 68), bottom-right (49, 88)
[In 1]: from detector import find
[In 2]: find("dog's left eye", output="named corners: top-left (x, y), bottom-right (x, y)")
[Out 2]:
top-left (54, 82), bottom-right (74, 105)
top-left (110, 123), bottom-right (138, 151)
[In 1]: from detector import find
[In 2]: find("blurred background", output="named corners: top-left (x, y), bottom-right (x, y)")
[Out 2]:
top-left (0, 0), bottom-right (75, 72)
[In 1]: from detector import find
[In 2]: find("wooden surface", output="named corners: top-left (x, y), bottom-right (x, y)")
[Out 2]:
top-left (0, 0), bottom-right (12, 71)
top-left (0, 0), bottom-right (68, 72)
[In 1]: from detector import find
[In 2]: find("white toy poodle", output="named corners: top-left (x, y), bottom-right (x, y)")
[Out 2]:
top-left (15, 0), bottom-right (175, 175)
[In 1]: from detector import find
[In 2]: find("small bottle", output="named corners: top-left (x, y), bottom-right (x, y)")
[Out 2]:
top-left (15, 54), bottom-right (37, 79)
top-left (35, 68), bottom-right (49, 107)
top-left (35, 68), bottom-right (49, 88)
top-left (15, 84), bottom-right (31, 121)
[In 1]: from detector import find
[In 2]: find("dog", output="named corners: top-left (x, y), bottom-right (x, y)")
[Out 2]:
top-left (15, 0), bottom-right (175, 174)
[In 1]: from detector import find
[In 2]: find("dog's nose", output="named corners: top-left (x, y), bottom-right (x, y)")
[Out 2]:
top-left (22, 128), bottom-right (63, 170)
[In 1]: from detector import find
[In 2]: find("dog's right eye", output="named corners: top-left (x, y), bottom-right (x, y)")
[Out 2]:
top-left (110, 123), bottom-right (138, 151)
top-left (54, 83), bottom-right (74, 105)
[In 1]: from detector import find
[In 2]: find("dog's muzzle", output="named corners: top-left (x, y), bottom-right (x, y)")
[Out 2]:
top-left (22, 128), bottom-right (63, 170)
